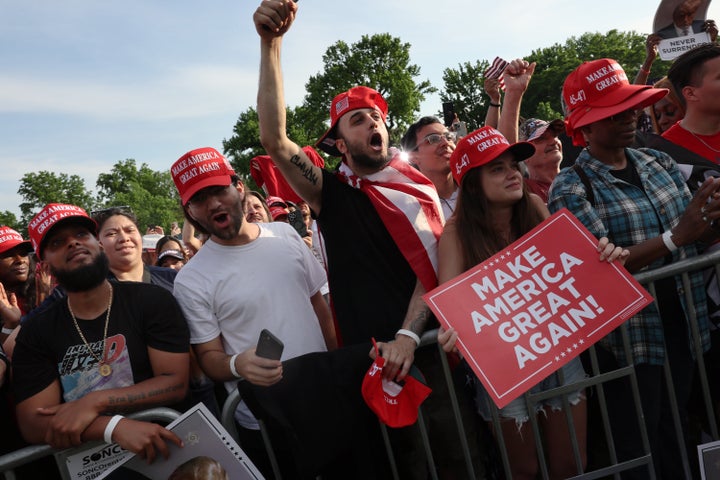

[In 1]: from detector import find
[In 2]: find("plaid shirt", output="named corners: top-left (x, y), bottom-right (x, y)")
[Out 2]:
top-left (548, 147), bottom-right (711, 366)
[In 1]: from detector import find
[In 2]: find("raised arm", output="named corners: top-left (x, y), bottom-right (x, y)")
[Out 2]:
top-left (255, 0), bottom-right (323, 214)
top-left (483, 77), bottom-right (502, 129)
top-left (498, 59), bottom-right (535, 143)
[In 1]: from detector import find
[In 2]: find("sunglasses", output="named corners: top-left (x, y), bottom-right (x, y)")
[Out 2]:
top-left (412, 131), bottom-right (456, 150)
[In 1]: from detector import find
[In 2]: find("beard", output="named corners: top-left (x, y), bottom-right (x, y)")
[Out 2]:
top-left (199, 203), bottom-right (245, 241)
top-left (344, 138), bottom-right (390, 172)
top-left (51, 251), bottom-right (110, 292)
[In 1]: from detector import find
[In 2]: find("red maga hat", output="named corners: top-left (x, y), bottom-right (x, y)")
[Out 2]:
top-left (171, 147), bottom-right (236, 205)
top-left (28, 204), bottom-right (97, 260)
top-left (0, 226), bottom-right (32, 256)
top-left (562, 58), bottom-right (668, 146)
top-left (450, 126), bottom-right (535, 186)
top-left (316, 86), bottom-right (388, 157)
top-left (361, 339), bottom-right (432, 428)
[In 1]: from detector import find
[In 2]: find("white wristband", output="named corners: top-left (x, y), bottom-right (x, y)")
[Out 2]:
top-left (661, 230), bottom-right (678, 252)
top-left (396, 329), bottom-right (421, 347)
top-left (229, 353), bottom-right (243, 379)
top-left (103, 415), bottom-right (124, 444)
top-left (1, 327), bottom-right (14, 335)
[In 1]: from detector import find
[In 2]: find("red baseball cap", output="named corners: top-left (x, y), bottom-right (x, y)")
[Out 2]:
top-left (171, 147), bottom-right (236, 205)
top-left (316, 86), bottom-right (388, 157)
top-left (28, 204), bottom-right (98, 260)
top-left (450, 126), bottom-right (535, 186)
top-left (361, 340), bottom-right (432, 428)
top-left (266, 196), bottom-right (290, 221)
top-left (562, 58), bottom-right (668, 146)
top-left (0, 226), bottom-right (32, 256)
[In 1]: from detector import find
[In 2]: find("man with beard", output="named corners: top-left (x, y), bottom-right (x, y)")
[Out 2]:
top-left (170, 147), bottom-right (335, 477)
top-left (12, 204), bottom-right (190, 463)
top-left (254, 4), bottom-right (457, 479)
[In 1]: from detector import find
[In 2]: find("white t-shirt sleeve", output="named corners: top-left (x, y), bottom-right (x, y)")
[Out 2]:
top-left (173, 272), bottom-right (221, 344)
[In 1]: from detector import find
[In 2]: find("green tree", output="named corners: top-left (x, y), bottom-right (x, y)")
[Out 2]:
top-left (523, 30), bottom-right (670, 119)
top-left (303, 33), bottom-right (436, 148)
top-left (0, 211), bottom-right (20, 232)
top-left (225, 33), bottom-right (433, 177)
top-left (95, 160), bottom-right (182, 231)
top-left (18, 171), bottom-right (94, 228)
top-left (439, 60), bottom-right (491, 131)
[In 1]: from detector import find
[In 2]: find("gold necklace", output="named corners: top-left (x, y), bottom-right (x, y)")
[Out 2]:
top-left (68, 283), bottom-right (114, 377)
top-left (687, 129), bottom-right (720, 154)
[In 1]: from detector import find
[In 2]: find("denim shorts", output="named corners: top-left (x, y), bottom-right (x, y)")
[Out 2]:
top-left (475, 357), bottom-right (586, 427)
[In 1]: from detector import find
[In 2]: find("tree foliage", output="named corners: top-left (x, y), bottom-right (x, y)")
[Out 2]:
top-left (522, 30), bottom-right (670, 119)
top-left (95, 159), bottom-right (182, 231)
top-left (18, 171), bottom-right (94, 228)
top-left (0, 211), bottom-right (20, 232)
top-left (224, 33), bottom-right (436, 177)
top-left (439, 60), bottom-right (491, 131)
top-left (303, 33), bottom-right (436, 148)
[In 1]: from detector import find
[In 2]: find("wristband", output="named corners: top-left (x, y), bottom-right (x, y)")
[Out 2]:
top-left (229, 353), bottom-right (243, 379)
top-left (396, 329), bottom-right (421, 347)
top-left (1, 327), bottom-right (14, 335)
top-left (640, 66), bottom-right (651, 75)
top-left (662, 230), bottom-right (678, 252)
top-left (488, 102), bottom-right (501, 108)
top-left (103, 415), bottom-right (124, 444)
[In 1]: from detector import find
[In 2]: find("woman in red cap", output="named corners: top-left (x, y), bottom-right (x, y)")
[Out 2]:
top-left (549, 58), bottom-right (720, 478)
top-left (438, 126), bottom-right (627, 480)
top-left (0, 226), bottom-right (50, 342)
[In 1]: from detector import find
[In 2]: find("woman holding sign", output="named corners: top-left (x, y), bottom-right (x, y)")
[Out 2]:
top-left (549, 58), bottom-right (720, 479)
top-left (438, 125), bottom-right (628, 480)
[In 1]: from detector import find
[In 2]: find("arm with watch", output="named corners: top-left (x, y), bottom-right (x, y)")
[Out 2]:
top-left (372, 278), bottom-right (430, 383)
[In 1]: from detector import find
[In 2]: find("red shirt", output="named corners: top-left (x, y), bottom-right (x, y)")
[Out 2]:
top-left (662, 123), bottom-right (720, 164)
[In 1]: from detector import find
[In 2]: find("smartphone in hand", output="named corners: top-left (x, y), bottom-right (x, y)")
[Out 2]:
top-left (256, 329), bottom-right (284, 360)
top-left (287, 210), bottom-right (309, 238)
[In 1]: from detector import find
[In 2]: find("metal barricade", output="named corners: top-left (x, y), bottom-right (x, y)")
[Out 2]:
top-left (0, 407), bottom-right (181, 480)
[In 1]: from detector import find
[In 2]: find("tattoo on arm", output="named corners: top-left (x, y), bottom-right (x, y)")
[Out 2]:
top-left (408, 306), bottom-right (430, 336)
top-left (290, 155), bottom-right (319, 186)
top-left (105, 382), bottom-right (185, 411)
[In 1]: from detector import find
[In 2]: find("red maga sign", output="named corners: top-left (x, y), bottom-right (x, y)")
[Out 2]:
top-left (423, 209), bottom-right (653, 408)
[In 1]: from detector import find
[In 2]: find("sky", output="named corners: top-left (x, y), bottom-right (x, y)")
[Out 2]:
top-left (1, 0), bottom-right (717, 220)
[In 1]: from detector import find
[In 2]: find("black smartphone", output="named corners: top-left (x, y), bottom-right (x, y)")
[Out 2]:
top-left (287, 210), bottom-right (309, 237)
top-left (256, 329), bottom-right (284, 360)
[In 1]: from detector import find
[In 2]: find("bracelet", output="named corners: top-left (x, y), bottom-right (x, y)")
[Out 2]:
top-left (640, 66), bottom-right (651, 75)
top-left (229, 353), bottom-right (243, 379)
top-left (661, 230), bottom-right (678, 252)
top-left (103, 415), bottom-right (124, 444)
top-left (488, 102), bottom-right (501, 108)
top-left (1, 327), bottom-right (14, 335)
top-left (396, 329), bottom-right (421, 347)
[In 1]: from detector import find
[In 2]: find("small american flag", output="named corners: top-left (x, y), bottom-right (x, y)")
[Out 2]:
top-left (484, 56), bottom-right (508, 90)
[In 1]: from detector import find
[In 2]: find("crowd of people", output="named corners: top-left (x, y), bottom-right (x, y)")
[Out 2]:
top-left (1, 0), bottom-right (720, 479)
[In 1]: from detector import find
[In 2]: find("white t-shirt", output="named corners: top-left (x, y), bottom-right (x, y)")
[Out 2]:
top-left (174, 222), bottom-right (328, 427)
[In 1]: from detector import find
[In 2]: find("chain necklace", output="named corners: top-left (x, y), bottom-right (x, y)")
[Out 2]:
top-left (688, 129), bottom-right (720, 154)
top-left (68, 283), bottom-right (114, 377)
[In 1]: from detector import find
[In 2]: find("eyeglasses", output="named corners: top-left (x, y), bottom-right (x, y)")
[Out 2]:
top-left (412, 131), bottom-right (456, 150)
